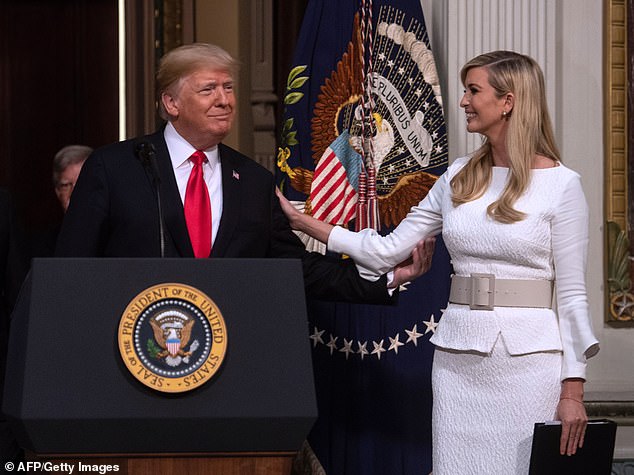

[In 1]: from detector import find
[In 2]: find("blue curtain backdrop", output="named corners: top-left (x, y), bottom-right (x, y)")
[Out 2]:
top-left (276, 1), bottom-right (452, 473)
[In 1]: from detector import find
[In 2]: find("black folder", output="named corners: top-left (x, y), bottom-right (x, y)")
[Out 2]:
top-left (529, 419), bottom-right (617, 475)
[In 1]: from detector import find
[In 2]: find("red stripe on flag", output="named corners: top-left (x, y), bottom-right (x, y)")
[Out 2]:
top-left (309, 147), bottom-right (359, 225)
top-left (314, 184), bottom-right (357, 224)
top-left (317, 185), bottom-right (347, 222)
top-left (311, 165), bottom-right (345, 205)
top-left (312, 170), bottom-right (347, 212)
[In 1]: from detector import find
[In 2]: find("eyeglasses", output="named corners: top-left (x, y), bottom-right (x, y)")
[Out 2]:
top-left (55, 181), bottom-right (74, 192)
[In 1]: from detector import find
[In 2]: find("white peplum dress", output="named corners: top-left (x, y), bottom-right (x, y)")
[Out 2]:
top-left (328, 156), bottom-right (599, 475)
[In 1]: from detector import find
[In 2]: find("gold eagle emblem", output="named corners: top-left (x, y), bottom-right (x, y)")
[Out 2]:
top-left (150, 311), bottom-right (195, 359)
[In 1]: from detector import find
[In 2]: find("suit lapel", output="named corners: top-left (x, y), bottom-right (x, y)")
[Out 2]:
top-left (211, 144), bottom-right (241, 257)
top-left (148, 132), bottom-right (194, 257)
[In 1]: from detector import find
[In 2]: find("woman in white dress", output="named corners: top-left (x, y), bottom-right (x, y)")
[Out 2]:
top-left (277, 51), bottom-right (599, 474)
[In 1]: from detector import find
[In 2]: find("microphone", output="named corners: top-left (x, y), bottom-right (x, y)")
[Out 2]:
top-left (135, 141), bottom-right (166, 257)
top-left (136, 142), bottom-right (161, 183)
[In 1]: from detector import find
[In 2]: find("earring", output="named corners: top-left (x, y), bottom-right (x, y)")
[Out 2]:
top-left (501, 110), bottom-right (508, 119)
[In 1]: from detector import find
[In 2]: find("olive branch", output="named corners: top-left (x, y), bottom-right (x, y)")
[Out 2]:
top-left (147, 339), bottom-right (161, 359)
top-left (277, 65), bottom-right (309, 189)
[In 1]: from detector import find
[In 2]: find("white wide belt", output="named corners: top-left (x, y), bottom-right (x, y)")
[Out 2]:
top-left (449, 274), bottom-right (553, 310)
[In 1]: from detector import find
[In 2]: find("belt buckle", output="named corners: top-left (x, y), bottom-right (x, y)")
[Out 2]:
top-left (469, 273), bottom-right (495, 310)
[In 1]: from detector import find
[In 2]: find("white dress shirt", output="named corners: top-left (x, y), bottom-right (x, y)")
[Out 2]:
top-left (164, 122), bottom-right (223, 246)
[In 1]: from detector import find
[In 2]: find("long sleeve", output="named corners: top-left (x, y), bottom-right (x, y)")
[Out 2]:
top-left (328, 169), bottom-right (447, 279)
top-left (551, 174), bottom-right (599, 379)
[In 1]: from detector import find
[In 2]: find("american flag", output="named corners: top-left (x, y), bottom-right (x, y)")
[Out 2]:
top-left (309, 131), bottom-right (361, 225)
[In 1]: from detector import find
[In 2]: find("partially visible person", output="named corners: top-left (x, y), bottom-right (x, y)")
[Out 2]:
top-left (53, 145), bottom-right (92, 212)
top-left (278, 50), bottom-right (599, 474)
top-left (0, 188), bottom-right (28, 464)
top-left (55, 43), bottom-right (430, 302)
top-left (27, 145), bottom-right (92, 258)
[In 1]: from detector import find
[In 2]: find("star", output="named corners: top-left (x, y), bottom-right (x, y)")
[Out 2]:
top-left (387, 60), bottom-right (394, 68)
top-left (389, 164), bottom-right (395, 173)
top-left (398, 146), bottom-right (406, 155)
top-left (309, 327), bottom-right (325, 347)
top-left (371, 339), bottom-right (386, 360)
top-left (423, 314), bottom-right (439, 334)
top-left (414, 88), bottom-right (423, 97)
top-left (435, 145), bottom-right (443, 154)
top-left (405, 158), bottom-right (411, 166)
top-left (382, 177), bottom-right (389, 185)
top-left (398, 67), bottom-right (405, 75)
top-left (326, 334), bottom-right (338, 355)
top-left (614, 296), bottom-right (634, 316)
top-left (405, 324), bottom-right (423, 346)
top-left (408, 78), bottom-right (414, 86)
top-left (339, 338), bottom-right (355, 359)
top-left (423, 101), bottom-right (430, 110)
top-left (378, 52), bottom-right (386, 61)
top-left (357, 341), bottom-right (369, 360)
top-left (388, 333), bottom-right (405, 354)
top-left (432, 131), bottom-right (438, 139)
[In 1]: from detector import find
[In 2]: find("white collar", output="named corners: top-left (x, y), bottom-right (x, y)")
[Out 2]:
top-left (164, 122), bottom-right (220, 171)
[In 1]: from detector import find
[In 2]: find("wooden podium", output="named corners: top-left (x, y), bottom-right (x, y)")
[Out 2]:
top-left (5, 258), bottom-right (317, 474)
top-left (31, 452), bottom-right (294, 474)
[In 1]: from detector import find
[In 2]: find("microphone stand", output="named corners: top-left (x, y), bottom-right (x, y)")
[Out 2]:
top-left (136, 142), bottom-right (165, 257)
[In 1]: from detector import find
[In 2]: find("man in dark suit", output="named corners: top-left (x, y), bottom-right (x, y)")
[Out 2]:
top-left (55, 43), bottom-right (431, 300)
top-left (28, 144), bottom-right (93, 258)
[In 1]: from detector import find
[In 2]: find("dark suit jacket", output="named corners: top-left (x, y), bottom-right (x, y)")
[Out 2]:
top-left (55, 129), bottom-right (393, 303)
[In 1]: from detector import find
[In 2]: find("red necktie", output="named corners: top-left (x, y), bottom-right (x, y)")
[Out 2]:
top-left (184, 150), bottom-right (212, 258)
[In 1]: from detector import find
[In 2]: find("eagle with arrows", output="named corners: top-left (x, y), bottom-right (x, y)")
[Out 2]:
top-left (150, 314), bottom-right (195, 360)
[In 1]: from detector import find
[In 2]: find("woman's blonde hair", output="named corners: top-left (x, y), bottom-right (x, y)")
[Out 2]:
top-left (451, 50), bottom-right (560, 223)
top-left (156, 43), bottom-right (239, 120)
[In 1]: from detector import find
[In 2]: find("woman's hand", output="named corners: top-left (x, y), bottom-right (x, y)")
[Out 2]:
top-left (389, 237), bottom-right (436, 288)
top-left (557, 378), bottom-right (587, 456)
top-left (276, 187), bottom-right (303, 229)
top-left (275, 187), bottom-right (335, 244)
